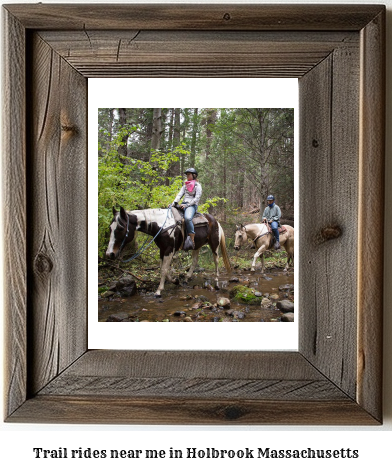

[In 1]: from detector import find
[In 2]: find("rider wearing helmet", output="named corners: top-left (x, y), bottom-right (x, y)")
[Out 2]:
top-left (171, 168), bottom-right (202, 249)
top-left (262, 195), bottom-right (282, 250)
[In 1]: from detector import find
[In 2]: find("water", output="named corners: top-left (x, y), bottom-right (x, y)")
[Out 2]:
top-left (98, 269), bottom-right (294, 322)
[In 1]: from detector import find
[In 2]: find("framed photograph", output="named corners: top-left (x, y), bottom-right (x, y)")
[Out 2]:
top-left (3, 4), bottom-right (385, 424)
top-left (90, 81), bottom-right (298, 352)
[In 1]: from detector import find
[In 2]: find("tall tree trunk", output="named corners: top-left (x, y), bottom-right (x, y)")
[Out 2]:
top-left (190, 108), bottom-right (198, 167)
top-left (108, 108), bottom-right (114, 144)
top-left (238, 169), bottom-right (245, 208)
top-left (168, 108), bottom-right (174, 149)
top-left (257, 110), bottom-right (269, 219)
top-left (117, 108), bottom-right (129, 161)
top-left (150, 108), bottom-right (162, 160)
top-left (223, 149), bottom-right (227, 222)
top-left (160, 109), bottom-right (167, 148)
top-left (259, 171), bottom-right (268, 220)
top-left (205, 108), bottom-right (217, 162)
top-left (168, 108), bottom-right (181, 177)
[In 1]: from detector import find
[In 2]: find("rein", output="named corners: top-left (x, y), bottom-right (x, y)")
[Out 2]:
top-left (247, 224), bottom-right (270, 244)
top-left (120, 206), bottom-right (173, 263)
top-left (118, 212), bottom-right (130, 254)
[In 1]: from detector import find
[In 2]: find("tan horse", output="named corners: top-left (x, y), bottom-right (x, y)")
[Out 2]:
top-left (234, 223), bottom-right (294, 273)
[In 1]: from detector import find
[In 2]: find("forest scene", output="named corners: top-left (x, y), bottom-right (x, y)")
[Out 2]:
top-left (98, 108), bottom-right (295, 323)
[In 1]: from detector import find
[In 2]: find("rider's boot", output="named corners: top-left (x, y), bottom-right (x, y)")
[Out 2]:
top-left (189, 233), bottom-right (195, 249)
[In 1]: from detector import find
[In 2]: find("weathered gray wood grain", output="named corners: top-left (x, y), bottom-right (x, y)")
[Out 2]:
top-left (38, 352), bottom-right (347, 400)
top-left (299, 41), bottom-right (360, 399)
top-left (4, 4), bottom-right (384, 31)
top-left (39, 376), bottom-right (347, 400)
top-left (56, 350), bottom-right (321, 379)
top-left (357, 10), bottom-right (385, 422)
top-left (9, 396), bottom-right (378, 425)
top-left (2, 9), bottom-right (27, 419)
top-left (38, 30), bottom-right (358, 78)
top-left (28, 33), bottom-right (87, 395)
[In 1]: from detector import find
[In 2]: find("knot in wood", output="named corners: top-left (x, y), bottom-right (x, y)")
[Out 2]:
top-left (312, 139), bottom-right (319, 148)
top-left (61, 124), bottom-right (77, 133)
top-left (223, 13), bottom-right (231, 21)
top-left (314, 225), bottom-right (342, 245)
top-left (34, 252), bottom-right (53, 274)
top-left (223, 405), bottom-right (243, 420)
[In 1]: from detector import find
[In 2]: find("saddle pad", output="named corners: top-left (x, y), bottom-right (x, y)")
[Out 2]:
top-left (267, 224), bottom-right (287, 234)
top-left (170, 206), bottom-right (183, 223)
top-left (171, 206), bottom-right (209, 227)
top-left (193, 213), bottom-right (209, 227)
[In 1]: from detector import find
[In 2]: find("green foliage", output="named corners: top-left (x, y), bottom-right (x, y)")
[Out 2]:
top-left (198, 196), bottom-right (227, 214)
top-left (98, 128), bottom-right (185, 257)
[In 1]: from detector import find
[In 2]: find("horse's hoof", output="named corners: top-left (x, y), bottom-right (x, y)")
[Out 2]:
top-left (154, 293), bottom-right (162, 298)
top-left (251, 268), bottom-right (256, 272)
top-left (174, 278), bottom-right (180, 285)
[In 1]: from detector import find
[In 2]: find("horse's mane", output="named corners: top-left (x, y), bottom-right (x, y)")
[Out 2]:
top-left (243, 222), bottom-right (269, 240)
top-left (129, 208), bottom-right (176, 230)
top-left (244, 222), bottom-right (268, 231)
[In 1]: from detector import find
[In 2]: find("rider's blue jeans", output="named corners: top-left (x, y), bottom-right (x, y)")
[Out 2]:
top-left (184, 205), bottom-right (197, 234)
top-left (271, 221), bottom-right (280, 242)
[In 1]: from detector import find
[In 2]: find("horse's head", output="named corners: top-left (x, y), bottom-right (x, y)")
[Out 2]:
top-left (234, 224), bottom-right (247, 250)
top-left (105, 206), bottom-right (137, 259)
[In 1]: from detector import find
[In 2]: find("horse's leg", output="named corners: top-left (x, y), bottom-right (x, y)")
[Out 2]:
top-left (288, 239), bottom-right (294, 271)
top-left (185, 248), bottom-right (200, 282)
top-left (163, 256), bottom-right (179, 285)
top-left (280, 234), bottom-right (289, 272)
top-left (155, 249), bottom-right (175, 297)
top-left (284, 254), bottom-right (290, 272)
top-left (282, 234), bottom-right (294, 272)
top-left (283, 241), bottom-right (290, 272)
top-left (207, 226), bottom-right (221, 287)
top-left (251, 243), bottom-right (268, 273)
top-left (166, 267), bottom-right (180, 285)
top-left (212, 250), bottom-right (220, 287)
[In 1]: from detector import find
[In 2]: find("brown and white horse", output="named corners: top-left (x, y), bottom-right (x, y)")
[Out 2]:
top-left (106, 206), bottom-right (231, 296)
top-left (234, 223), bottom-right (294, 273)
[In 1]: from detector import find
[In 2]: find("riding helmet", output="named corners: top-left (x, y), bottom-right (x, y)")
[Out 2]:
top-left (267, 194), bottom-right (275, 201)
top-left (185, 167), bottom-right (198, 177)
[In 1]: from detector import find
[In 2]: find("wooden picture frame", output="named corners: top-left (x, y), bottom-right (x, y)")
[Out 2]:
top-left (3, 4), bottom-right (385, 424)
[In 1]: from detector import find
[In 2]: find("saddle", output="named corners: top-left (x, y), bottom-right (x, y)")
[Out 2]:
top-left (267, 223), bottom-right (287, 235)
top-left (171, 206), bottom-right (209, 228)
top-left (253, 223), bottom-right (287, 250)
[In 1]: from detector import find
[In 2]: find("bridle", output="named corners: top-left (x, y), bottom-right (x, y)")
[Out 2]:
top-left (118, 212), bottom-right (130, 255)
top-left (253, 224), bottom-right (270, 244)
top-left (237, 224), bottom-right (269, 247)
top-left (116, 206), bottom-right (172, 263)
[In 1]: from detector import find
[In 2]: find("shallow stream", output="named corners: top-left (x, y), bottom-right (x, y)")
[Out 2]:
top-left (98, 269), bottom-right (294, 322)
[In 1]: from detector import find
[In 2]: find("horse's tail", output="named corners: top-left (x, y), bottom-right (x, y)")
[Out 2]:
top-left (218, 223), bottom-right (232, 274)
